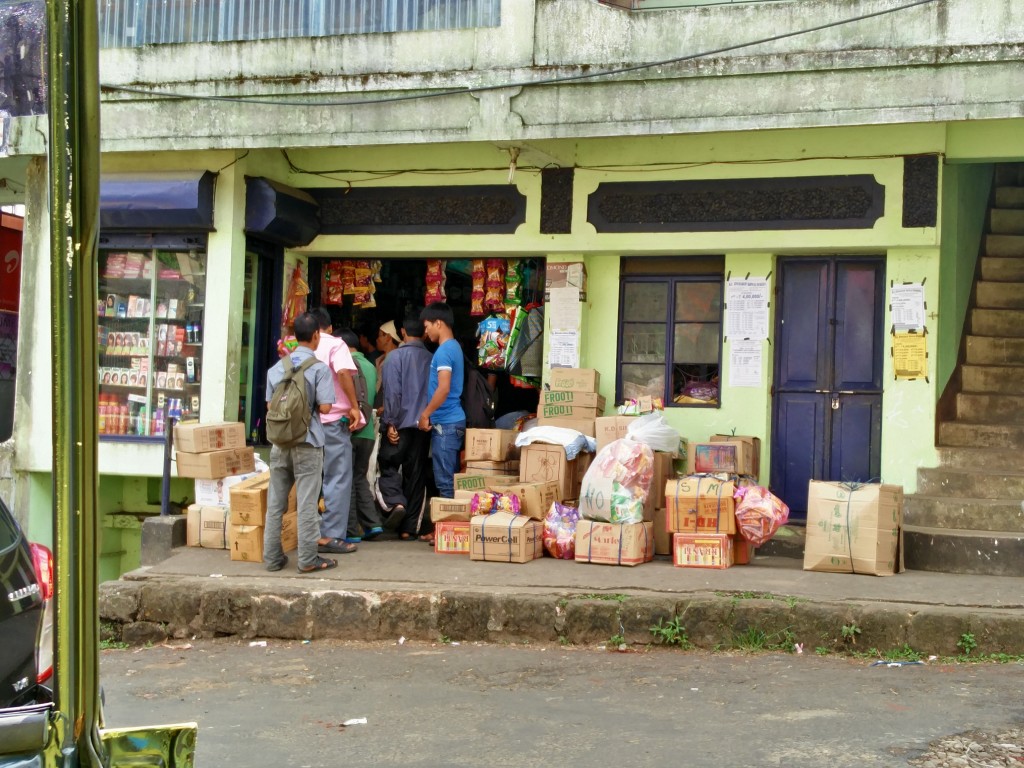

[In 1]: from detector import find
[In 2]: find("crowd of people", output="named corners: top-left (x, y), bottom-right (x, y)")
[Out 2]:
top-left (261, 302), bottom-right (467, 574)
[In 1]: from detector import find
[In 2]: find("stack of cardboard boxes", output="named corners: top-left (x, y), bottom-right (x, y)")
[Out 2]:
top-left (537, 368), bottom-right (602, 437)
top-left (226, 472), bottom-right (298, 563)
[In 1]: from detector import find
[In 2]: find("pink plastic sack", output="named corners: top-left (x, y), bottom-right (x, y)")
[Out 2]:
top-left (733, 485), bottom-right (789, 546)
top-left (543, 502), bottom-right (580, 560)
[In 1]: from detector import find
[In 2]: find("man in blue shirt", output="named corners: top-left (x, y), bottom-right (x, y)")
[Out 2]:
top-left (263, 312), bottom-right (338, 574)
top-left (378, 315), bottom-right (433, 540)
top-left (419, 303), bottom-right (465, 504)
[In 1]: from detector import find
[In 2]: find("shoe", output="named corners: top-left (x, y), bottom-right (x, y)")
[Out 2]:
top-left (317, 538), bottom-right (357, 554)
top-left (363, 527), bottom-right (384, 540)
top-left (384, 504), bottom-right (406, 530)
top-left (297, 556), bottom-right (337, 573)
top-left (266, 555), bottom-right (288, 572)
top-left (344, 536), bottom-right (362, 544)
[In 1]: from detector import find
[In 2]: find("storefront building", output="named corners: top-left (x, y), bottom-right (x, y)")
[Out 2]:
top-left (2, 0), bottom-right (1022, 578)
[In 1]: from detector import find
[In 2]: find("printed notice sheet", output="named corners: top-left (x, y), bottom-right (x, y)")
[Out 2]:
top-left (729, 340), bottom-right (763, 388)
top-left (548, 286), bottom-right (582, 331)
top-left (548, 330), bottom-right (580, 368)
top-left (725, 278), bottom-right (770, 340)
top-left (893, 333), bottom-right (928, 380)
top-left (891, 283), bottom-right (926, 332)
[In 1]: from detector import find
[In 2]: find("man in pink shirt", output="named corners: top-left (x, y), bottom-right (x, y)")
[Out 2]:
top-left (312, 307), bottom-right (362, 553)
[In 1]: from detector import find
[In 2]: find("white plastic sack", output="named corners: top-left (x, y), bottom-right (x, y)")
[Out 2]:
top-left (625, 412), bottom-right (680, 454)
top-left (579, 438), bottom-right (654, 524)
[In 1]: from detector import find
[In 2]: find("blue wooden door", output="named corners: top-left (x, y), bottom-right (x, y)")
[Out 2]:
top-left (771, 258), bottom-right (884, 519)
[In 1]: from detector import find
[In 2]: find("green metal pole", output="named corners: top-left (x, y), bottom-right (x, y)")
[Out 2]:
top-left (45, 0), bottom-right (102, 764)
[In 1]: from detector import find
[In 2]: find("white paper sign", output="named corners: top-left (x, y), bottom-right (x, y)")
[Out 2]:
top-left (729, 340), bottom-right (763, 388)
top-left (890, 283), bottom-right (926, 332)
top-left (548, 330), bottom-right (579, 368)
top-left (726, 278), bottom-right (770, 340)
top-left (548, 286), bottom-right (582, 331)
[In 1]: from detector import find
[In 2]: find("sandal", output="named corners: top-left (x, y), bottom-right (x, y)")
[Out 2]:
top-left (298, 556), bottom-right (337, 574)
top-left (318, 538), bottom-right (357, 554)
top-left (363, 527), bottom-right (384, 540)
top-left (419, 534), bottom-right (435, 545)
top-left (266, 555), bottom-right (288, 572)
top-left (398, 532), bottom-right (418, 541)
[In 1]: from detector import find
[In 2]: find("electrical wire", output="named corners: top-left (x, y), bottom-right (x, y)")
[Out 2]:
top-left (101, 0), bottom-right (939, 108)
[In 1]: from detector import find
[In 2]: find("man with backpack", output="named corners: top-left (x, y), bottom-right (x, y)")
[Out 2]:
top-left (263, 312), bottom-right (338, 574)
top-left (377, 314), bottom-right (434, 541)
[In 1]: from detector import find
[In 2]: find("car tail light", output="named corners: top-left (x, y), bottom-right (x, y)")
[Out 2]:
top-left (29, 543), bottom-right (54, 600)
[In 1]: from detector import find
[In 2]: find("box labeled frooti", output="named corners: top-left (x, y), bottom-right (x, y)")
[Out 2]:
top-left (575, 521), bottom-right (654, 566)
top-left (469, 512), bottom-right (544, 563)
top-left (664, 475), bottom-right (737, 535)
top-left (434, 521), bottom-right (471, 554)
top-left (535, 416), bottom-right (596, 436)
top-left (541, 390), bottom-right (606, 410)
top-left (547, 367), bottom-right (600, 393)
top-left (672, 533), bottom-right (734, 569)
top-left (519, 444), bottom-right (580, 502)
top-left (186, 504), bottom-right (230, 549)
top-left (464, 429), bottom-right (520, 462)
top-left (539, 402), bottom-right (604, 421)
top-left (803, 481), bottom-right (904, 576)
top-left (174, 421), bottom-right (246, 453)
top-left (689, 441), bottom-right (756, 477)
top-left (430, 496), bottom-right (473, 523)
top-left (176, 447), bottom-right (256, 480)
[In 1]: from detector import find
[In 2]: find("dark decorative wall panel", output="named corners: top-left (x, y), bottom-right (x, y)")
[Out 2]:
top-left (902, 155), bottom-right (939, 228)
top-left (540, 168), bottom-right (574, 234)
top-left (587, 175), bottom-right (885, 233)
top-left (312, 185), bottom-right (526, 235)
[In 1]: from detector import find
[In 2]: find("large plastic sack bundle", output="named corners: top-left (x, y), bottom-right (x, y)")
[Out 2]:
top-left (578, 438), bottom-right (654, 524)
top-left (625, 411), bottom-right (681, 454)
top-left (543, 502), bottom-right (580, 559)
top-left (733, 485), bottom-right (789, 546)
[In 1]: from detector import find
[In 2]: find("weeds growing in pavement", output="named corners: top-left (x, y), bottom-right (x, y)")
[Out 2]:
top-left (649, 616), bottom-right (691, 649)
top-left (841, 623), bottom-right (862, 644)
top-left (956, 632), bottom-right (977, 656)
top-left (733, 626), bottom-right (796, 652)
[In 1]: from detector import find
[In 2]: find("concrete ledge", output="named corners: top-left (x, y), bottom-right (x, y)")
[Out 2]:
top-left (140, 515), bottom-right (187, 566)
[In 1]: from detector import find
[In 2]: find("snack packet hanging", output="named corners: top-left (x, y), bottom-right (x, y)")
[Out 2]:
top-left (470, 491), bottom-right (521, 516)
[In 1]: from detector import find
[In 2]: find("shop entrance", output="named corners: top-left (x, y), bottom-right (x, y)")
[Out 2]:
top-left (770, 257), bottom-right (885, 519)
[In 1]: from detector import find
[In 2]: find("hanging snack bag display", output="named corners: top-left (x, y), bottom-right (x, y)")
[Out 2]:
top-left (425, 259), bottom-right (448, 304)
top-left (470, 258), bottom-right (487, 316)
top-left (477, 314), bottom-right (511, 370)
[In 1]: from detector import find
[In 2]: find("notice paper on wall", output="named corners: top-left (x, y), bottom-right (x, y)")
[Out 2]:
top-left (548, 286), bottom-right (582, 330)
top-left (725, 278), bottom-right (770, 340)
top-left (729, 339), bottom-right (763, 388)
top-left (549, 330), bottom-right (580, 368)
top-left (893, 333), bottom-right (928, 380)
top-left (890, 283), bottom-right (926, 332)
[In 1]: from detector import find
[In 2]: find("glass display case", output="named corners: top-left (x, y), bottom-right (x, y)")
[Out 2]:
top-left (97, 249), bottom-right (205, 439)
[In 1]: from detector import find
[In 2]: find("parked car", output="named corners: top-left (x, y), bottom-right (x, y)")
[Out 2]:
top-left (0, 496), bottom-right (52, 708)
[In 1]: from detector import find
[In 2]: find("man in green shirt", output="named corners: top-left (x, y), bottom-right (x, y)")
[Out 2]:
top-left (339, 327), bottom-right (385, 541)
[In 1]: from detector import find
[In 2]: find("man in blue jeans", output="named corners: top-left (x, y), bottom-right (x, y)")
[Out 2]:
top-left (418, 303), bottom-right (465, 513)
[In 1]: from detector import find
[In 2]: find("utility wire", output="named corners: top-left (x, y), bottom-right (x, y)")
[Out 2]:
top-left (101, 0), bottom-right (939, 108)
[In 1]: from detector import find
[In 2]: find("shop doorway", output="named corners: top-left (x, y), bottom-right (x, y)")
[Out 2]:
top-left (770, 257), bottom-right (885, 519)
top-left (242, 239), bottom-right (284, 443)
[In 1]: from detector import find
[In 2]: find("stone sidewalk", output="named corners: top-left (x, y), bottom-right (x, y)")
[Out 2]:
top-left (98, 533), bottom-right (1024, 657)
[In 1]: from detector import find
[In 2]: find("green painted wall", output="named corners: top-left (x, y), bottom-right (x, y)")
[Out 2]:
top-left (937, 164), bottom-right (994, 389)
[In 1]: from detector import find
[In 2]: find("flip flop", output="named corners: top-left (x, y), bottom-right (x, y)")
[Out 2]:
top-left (298, 556), bottom-right (337, 573)
top-left (266, 555), bottom-right (288, 572)
top-left (419, 534), bottom-right (435, 545)
top-left (398, 532), bottom-right (419, 541)
top-left (318, 538), bottom-right (357, 554)
top-left (363, 527), bottom-right (384, 540)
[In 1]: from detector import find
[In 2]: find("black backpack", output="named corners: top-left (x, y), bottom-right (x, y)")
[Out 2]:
top-left (462, 356), bottom-right (496, 429)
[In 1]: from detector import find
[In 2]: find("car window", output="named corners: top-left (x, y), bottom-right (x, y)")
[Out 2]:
top-left (0, 502), bottom-right (19, 553)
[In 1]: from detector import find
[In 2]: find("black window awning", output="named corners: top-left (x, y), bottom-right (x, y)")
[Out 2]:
top-left (245, 177), bottom-right (320, 247)
top-left (100, 171), bottom-right (217, 232)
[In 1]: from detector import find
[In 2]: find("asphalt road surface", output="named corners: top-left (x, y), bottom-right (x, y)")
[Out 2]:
top-left (100, 639), bottom-right (1024, 768)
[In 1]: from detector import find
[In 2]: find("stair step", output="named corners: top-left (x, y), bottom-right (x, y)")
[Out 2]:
top-left (965, 336), bottom-right (1024, 365)
top-left (956, 392), bottom-right (1024, 422)
top-left (903, 526), bottom-right (1024, 576)
top-left (915, 468), bottom-right (1024, 501)
top-left (938, 420), bottom-right (1024, 448)
top-left (990, 208), bottom-right (1024, 234)
top-left (980, 257), bottom-right (1024, 282)
top-left (994, 187), bottom-right (1024, 210)
top-left (937, 446), bottom-right (1024, 473)
top-left (970, 308), bottom-right (1024, 337)
top-left (994, 165), bottom-right (1024, 186)
top-left (986, 234), bottom-right (1024, 258)
top-left (960, 364), bottom-right (1024, 394)
top-left (975, 281), bottom-right (1024, 309)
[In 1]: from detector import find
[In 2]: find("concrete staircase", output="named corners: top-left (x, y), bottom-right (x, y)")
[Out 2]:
top-left (903, 164), bottom-right (1024, 576)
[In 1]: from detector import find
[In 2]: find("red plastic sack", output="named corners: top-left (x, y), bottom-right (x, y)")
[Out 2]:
top-left (732, 485), bottom-right (789, 546)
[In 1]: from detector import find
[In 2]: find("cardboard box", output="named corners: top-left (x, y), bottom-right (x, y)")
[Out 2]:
top-left (464, 460), bottom-right (520, 477)
top-left (464, 429), bottom-right (520, 462)
top-left (186, 504), bottom-right (230, 549)
top-left (541, 390), bottom-right (606, 410)
top-left (710, 434), bottom-right (761, 477)
top-left (643, 452), bottom-right (677, 521)
top-left (575, 521), bottom-right (655, 566)
top-left (653, 508), bottom-right (671, 556)
top-left (434, 521), bottom-right (471, 554)
top-left (672, 533), bottom-right (734, 569)
top-left (228, 510), bottom-right (298, 562)
top-left (803, 481), bottom-right (904, 576)
top-left (539, 402), bottom-right (603, 420)
top-left (174, 421), bottom-right (247, 453)
top-left (732, 535), bottom-right (754, 565)
top-left (689, 441), bottom-right (756, 477)
top-left (594, 416), bottom-right (637, 452)
top-left (665, 475), bottom-right (737, 535)
top-left (469, 512), bottom-right (544, 563)
top-left (547, 368), bottom-right (600, 393)
top-left (229, 472), bottom-right (297, 526)
top-left (492, 480), bottom-right (560, 520)
top-left (544, 261), bottom-right (588, 299)
top-left (195, 471), bottom-right (262, 507)
top-left (454, 473), bottom-right (493, 493)
top-left (430, 497), bottom-right (473, 523)
top-left (519, 444), bottom-right (581, 502)
top-left (535, 416), bottom-right (596, 435)
top-left (176, 447), bottom-right (256, 480)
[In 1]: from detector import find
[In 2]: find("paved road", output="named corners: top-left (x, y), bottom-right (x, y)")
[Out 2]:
top-left (100, 640), bottom-right (1023, 768)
